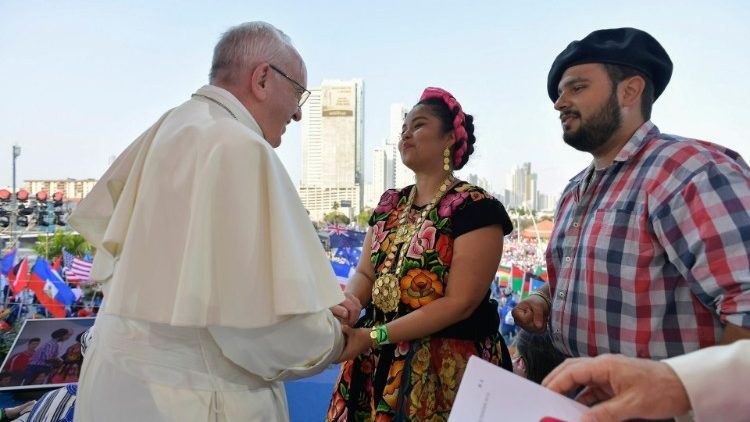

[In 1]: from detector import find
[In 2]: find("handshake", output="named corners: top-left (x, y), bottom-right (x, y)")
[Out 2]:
top-left (330, 292), bottom-right (362, 328)
top-left (329, 293), bottom-right (367, 363)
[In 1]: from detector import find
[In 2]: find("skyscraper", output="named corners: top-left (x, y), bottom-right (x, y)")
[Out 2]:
top-left (387, 103), bottom-right (413, 189)
top-left (299, 79), bottom-right (365, 220)
top-left (506, 162), bottom-right (538, 210)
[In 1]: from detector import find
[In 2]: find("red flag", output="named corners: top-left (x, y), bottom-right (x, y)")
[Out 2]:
top-left (52, 255), bottom-right (63, 273)
top-left (28, 259), bottom-right (67, 318)
top-left (8, 258), bottom-right (29, 296)
top-left (511, 265), bottom-right (524, 292)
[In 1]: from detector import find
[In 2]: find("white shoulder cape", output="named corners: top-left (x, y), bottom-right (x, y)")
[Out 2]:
top-left (68, 85), bottom-right (344, 328)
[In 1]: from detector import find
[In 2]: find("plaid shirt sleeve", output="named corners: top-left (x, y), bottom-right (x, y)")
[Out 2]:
top-left (650, 148), bottom-right (750, 329)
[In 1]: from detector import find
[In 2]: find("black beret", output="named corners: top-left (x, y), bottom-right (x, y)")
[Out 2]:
top-left (547, 27), bottom-right (673, 102)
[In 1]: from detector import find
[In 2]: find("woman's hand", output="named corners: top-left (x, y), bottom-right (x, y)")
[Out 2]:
top-left (336, 327), bottom-right (371, 363)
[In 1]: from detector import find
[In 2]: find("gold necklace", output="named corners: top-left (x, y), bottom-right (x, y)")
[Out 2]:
top-left (372, 174), bottom-right (455, 314)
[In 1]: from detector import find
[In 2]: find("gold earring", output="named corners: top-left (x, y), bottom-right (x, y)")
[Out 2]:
top-left (443, 147), bottom-right (451, 171)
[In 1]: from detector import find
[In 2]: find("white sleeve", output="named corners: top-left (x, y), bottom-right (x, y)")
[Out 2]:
top-left (208, 309), bottom-right (344, 382)
top-left (663, 340), bottom-right (750, 422)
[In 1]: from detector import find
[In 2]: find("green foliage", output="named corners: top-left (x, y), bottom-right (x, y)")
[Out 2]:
top-left (0, 317), bottom-right (23, 363)
top-left (32, 229), bottom-right (92, 260)
top-left (324, 211), bottom-right (350, 225)
top-left (355, 207), bottom-right (373, 226)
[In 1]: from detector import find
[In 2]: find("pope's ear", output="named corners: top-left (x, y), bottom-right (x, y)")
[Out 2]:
top-left (249, 63), bottom-right (270, 101)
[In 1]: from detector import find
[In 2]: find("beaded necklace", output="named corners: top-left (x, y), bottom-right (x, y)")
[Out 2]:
top-left (372, 174), bottom-right (455, 314)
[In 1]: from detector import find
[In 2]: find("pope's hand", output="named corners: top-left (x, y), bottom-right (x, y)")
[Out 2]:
top-left (512, 294), bottom-right (549, 333)
top-left (330, 292), bottom-right (362, 327)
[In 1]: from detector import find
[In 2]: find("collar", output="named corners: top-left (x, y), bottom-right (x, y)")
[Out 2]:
top-left (192, 85), bottom-right (264, 137)
top-left (569, 120), bottom-right (660, 184)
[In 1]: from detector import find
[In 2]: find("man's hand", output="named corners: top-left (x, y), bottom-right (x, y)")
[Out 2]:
top-left (542, 354), bottom-right (691, 422)
top-left (512, 294), bottom-right (550, 333)
top-left (330, 292), bottom-right (362, 327)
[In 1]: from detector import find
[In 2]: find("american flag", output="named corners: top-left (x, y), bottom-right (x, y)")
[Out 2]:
top-left (62, 248), bottom-right (75, 269)
top-left (62, 249), bottom-right (92, 283)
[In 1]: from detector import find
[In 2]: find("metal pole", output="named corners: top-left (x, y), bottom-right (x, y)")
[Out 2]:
top-left (11, 145), bottom-right (20, 249)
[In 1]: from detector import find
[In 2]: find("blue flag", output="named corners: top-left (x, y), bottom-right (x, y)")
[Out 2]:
top-left (1, 248), bottom-right (16, 275)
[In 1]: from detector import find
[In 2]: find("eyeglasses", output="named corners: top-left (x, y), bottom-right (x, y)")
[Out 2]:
top-left (269, 64), bottom-right (311, 107)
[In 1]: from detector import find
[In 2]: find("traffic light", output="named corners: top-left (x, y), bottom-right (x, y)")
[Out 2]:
top-left (18, 205), bottom-right (34, 216)
top-left (17, 214), bottom-right (28, 227)
top-left (53, 210), bottom-right (66, 226)
top-left (37, 209), bottom-right (50, 226)
top-left (53, 191), bottom-right (64, 207)
top-left (0, 209), bottom-right (9, 228)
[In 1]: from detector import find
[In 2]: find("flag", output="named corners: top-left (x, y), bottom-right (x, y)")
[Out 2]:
top-left (1, 248), bottom-right (16, 275)
top-left (8, 258), bottom-right (29, 296)
top-left (328, 225), bottom-right (347, 235)
top-left (511, 265), bottom-right (524, 293)
top-left (534, 264), bottom-right (548, 282)
top-left (29, 257), bottom-right (75, 318)
top-left (521, 272), bottom-right (533, 299)
top-left (496, 265), bottom-right (511, 287)
top-left (530, 276), bottom-right (546, 292)
top-left (62, 247), bottom-right (75, 269)
top-left (328, 228), bottom-right (366, 249)
top-left (51, 255), bottom-right (63, 273)
top-left (64, 255), bottom-right (92, 284)
top-left (335, 246), bottom-right (361, 267)
top-left (330, 259), bottom-right (353, 278)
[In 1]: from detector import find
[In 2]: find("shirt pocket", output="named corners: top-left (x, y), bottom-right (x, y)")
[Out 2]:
top-left (588, 206), bottom-right (656, 289)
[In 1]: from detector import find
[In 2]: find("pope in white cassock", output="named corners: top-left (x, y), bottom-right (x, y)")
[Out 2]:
top-left (68, 22), bottom-right (359, 421)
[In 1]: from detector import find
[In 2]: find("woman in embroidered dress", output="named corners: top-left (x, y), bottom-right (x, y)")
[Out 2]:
top-left (326, 87), bottom-right (514, 421)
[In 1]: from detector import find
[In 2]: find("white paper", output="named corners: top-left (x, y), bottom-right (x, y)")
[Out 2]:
top-left (449, 355), bottom-right (589, 422)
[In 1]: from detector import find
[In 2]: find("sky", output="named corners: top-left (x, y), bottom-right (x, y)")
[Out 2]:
top-left (1, 1), bottom-right (748, 197)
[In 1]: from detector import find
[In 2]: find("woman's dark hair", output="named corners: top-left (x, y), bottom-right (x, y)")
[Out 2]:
top-left (416, 98), bottom-right (476, 170)
top-left (515, 329), bottom-right (566, 384)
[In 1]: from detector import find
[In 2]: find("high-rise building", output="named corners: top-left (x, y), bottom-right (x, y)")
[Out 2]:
top-left (371, 145), bottom-right (388, 206)
top-left (299, 79), bottom-right (365, 220)
top-left (386, 103), bottom-right (412, 189)
top-left (506, 162), bottom-right (538, 210)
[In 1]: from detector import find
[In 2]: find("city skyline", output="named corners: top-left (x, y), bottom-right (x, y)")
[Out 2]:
top-left (2, 2), bottom-right (748, 197)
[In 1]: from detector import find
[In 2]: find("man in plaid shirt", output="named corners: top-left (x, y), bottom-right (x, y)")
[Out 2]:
top-left (513, 27), bottom-right (750, 359)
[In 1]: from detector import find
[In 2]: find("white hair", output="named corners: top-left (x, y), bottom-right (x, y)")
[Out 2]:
top-left (209, 21), bottom-right (297, 84)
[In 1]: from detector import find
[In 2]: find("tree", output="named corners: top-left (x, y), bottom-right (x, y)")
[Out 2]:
top-left (324, 211), bottom-right (350, 226)
top-left (32, 229), bottom-right (92, 260)
top-left (355, 207), bottom-right (373, 227)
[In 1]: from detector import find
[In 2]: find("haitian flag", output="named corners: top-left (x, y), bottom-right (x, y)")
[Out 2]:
top-left (1, 248), bottom-right (16, 275)
top-left (29, 257), bottom-right (75, 318)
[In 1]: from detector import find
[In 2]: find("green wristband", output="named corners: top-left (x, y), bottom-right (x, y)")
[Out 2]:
top-left (369, 324), bottom-right (391, 349)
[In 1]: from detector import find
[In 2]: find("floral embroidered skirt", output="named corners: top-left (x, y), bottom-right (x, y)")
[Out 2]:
top-left (326, 333), bottom-right (510, 421)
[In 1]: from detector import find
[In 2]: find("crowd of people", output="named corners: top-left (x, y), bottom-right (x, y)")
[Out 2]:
top-left (500, 235), bottom-right (546, 274)
top-left (0, 22), bottom-right (747, 422)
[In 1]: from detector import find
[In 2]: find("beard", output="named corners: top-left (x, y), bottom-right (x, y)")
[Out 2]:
top-left (562, 90), bottom-right (622, 152)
